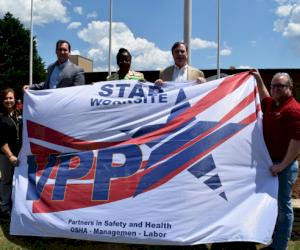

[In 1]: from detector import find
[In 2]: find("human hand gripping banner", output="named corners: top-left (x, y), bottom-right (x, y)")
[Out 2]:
top-left (11, 71), bottom-right (277, 245)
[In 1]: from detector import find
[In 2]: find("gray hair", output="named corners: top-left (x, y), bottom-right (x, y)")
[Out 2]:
top-left (271, 72), bottom-right (293, 88)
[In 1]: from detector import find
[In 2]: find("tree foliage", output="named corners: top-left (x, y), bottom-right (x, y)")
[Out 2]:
top-left (0, 12), bottom-right (46, 97)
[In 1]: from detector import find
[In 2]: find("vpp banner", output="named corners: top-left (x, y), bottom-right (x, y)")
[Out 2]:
top-left (11, 71), bottom-right (277, 245)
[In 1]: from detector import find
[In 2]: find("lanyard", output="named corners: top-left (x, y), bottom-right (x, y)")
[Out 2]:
top-left (8, 114), bottom-right (19, 141)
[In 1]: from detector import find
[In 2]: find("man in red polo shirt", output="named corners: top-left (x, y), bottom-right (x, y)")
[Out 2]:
top-left (252, 70), bottom-right (300, 250)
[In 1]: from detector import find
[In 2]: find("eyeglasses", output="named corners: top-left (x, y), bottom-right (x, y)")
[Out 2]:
top-left (270, 84), bottom-right (289, 89)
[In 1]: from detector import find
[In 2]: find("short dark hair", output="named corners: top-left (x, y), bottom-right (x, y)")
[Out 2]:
top-left (171, 42), bottom-right (188, 53)
top-left (116, 48), bottom-right (131, 61)
top-left (56, 40), bottom-right (71, 52)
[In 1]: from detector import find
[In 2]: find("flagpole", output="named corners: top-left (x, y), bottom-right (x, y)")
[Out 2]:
top-left (184, 0), bottom-right (192, 65)
top-left (108, 0), bottom-right (112, 76)
top-left (217, 0), bottom-right (221, 78)
top-left (29, 0), bottom-right (33, 85)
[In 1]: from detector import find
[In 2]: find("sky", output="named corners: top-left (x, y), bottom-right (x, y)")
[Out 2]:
top-left (1, 0), bottom-right (300, 72)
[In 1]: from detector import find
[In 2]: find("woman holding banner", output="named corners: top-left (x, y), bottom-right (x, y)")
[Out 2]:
top-left (0, 88), bottom-right (22, 219)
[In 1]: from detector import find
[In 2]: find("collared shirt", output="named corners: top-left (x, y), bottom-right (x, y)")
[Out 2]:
top-left (172, 64), bottom-right (188, 82)
top-left (107, 70), bottom-right (144, 81)
top-left (262, 96), bottom-right (300, 160)
top-left (49, 60), bottom-right (68, 89)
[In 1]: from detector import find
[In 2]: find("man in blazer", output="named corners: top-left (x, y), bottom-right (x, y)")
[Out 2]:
top-left (23, 40), bottom-right (85, 90)
top-left (155, 42), bottom-right (205, 85)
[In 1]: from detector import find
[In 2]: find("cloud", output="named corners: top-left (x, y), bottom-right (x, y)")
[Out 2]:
top-left (87, 11), bottom-right (97, 19)
top-left (275, 0), bottom-right (291, 4)
top-left (237, 65), bottom-right (251, 69)
top-left (67, 22), bottom-right (82, 30)
top-left (191, 38), bottom-right (217, 49)
top-left (73, 6), bottom-right (83, 15)
top-left (283, 22), bottom-right (300, 36)
top-left (276, 4), bottom-right (293, 16)
top-left (71, 50), bottom-right (81, 55)
top-left (274, 0), bottom-right (300, 37)
top-left (77, 21), bottom-right (228, 71)
top-left (78, 21), bottom-right (172, 71)
top-left (220, 48), bottom-right (232, 56)
top-left (192, 38), bottom-right (232, 57)
top-left (0, 0), bottom-right (69, 25)
top-left (219, 42), bottom-right (232, 56)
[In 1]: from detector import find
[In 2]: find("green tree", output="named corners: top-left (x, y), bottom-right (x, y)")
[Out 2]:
top-left (0, 12), bottom-right (46, 96)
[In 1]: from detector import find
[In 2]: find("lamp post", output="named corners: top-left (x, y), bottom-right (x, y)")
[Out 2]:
top-left (29, 0), bottom-right (33, 85)
top-left (184, 0), bottom-right (192, 65)
top-left (217, 0), bottom-right (221, 78)
top-left (108, 0), bottom-right (113, 76)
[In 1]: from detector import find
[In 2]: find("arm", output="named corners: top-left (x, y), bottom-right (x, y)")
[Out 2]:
top-left (0, 118), bottom-right (19, 166)
top-left (155, 66), bottom-right (172, 85)
top-left (1, 143), bottom-right (19, 166)
top-left (23, 82), bottom-right (47, 91)
top-left (136, 72), bottom-right (146, 82)
top-left (198, 70), bottom-right (205, 78)
top-left (155, 70), bottom-right (165, 86)
top-left (250, 70), bottom-right (270, 101)
top-left (73, 68), bottom-right (85, 86)
top-left (29, 82), bottom-right (47, 90)
top-left (196, 70), bottom-right (206, 84)
top-left (25, 64), bottom-right (53, 90)
top-left (270, 139), bottom-right (300, 176)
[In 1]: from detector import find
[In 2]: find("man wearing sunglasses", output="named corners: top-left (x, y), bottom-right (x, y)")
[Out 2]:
top-left (252, 70), bottom-right (300, 250)
top-left (23, 40), bottom-right (85, 90)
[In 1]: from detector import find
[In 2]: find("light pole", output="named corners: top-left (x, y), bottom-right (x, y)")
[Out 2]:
top-left (184, 0), bottom-right (192, 65)
top-left (29, 0), bottom-right (33, 85)
top-left (108, 0), bottom-right (113, 76)
top-left (217, 0), bottom-right (221, 78)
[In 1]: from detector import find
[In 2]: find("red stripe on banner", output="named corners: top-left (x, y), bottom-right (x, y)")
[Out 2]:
top-left (32, 105), bottom-right (253, 213)
top-left (30, 142), bottom-right (60, 178)
top-left (254, 85), bottom-right (262, 116)
top-left (121, 71), bottom-right (252, 146)
top-left (27, 120), bottom-right (123, 151)
top-left (256, 104), bottom-right (261, 115)
top-left (27, 72), bottom-right (252, 152)
top-left (137, 113), bottom-right (257, 195)
top-left (32, 163), bottom-right (150, 213)
top-left (219, 91), bottom-right (256, 124)
top-left (30, 142), bottom-right (60, 155)
top-left (239, 112), bottom-right (257, 125)
top-left (30, 142), bottom-right (97, 180)
top-left (139, 107), bottom-right (258, 195)
top-left (143, 90), bottom-right (257, 172)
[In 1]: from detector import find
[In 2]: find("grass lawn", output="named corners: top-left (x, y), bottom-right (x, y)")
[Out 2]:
top-left (1, 218), bottom-right (300, 250)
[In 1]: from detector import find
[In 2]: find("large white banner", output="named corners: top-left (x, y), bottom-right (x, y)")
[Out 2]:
top-left (11, 71), bottom-right (277, 245)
